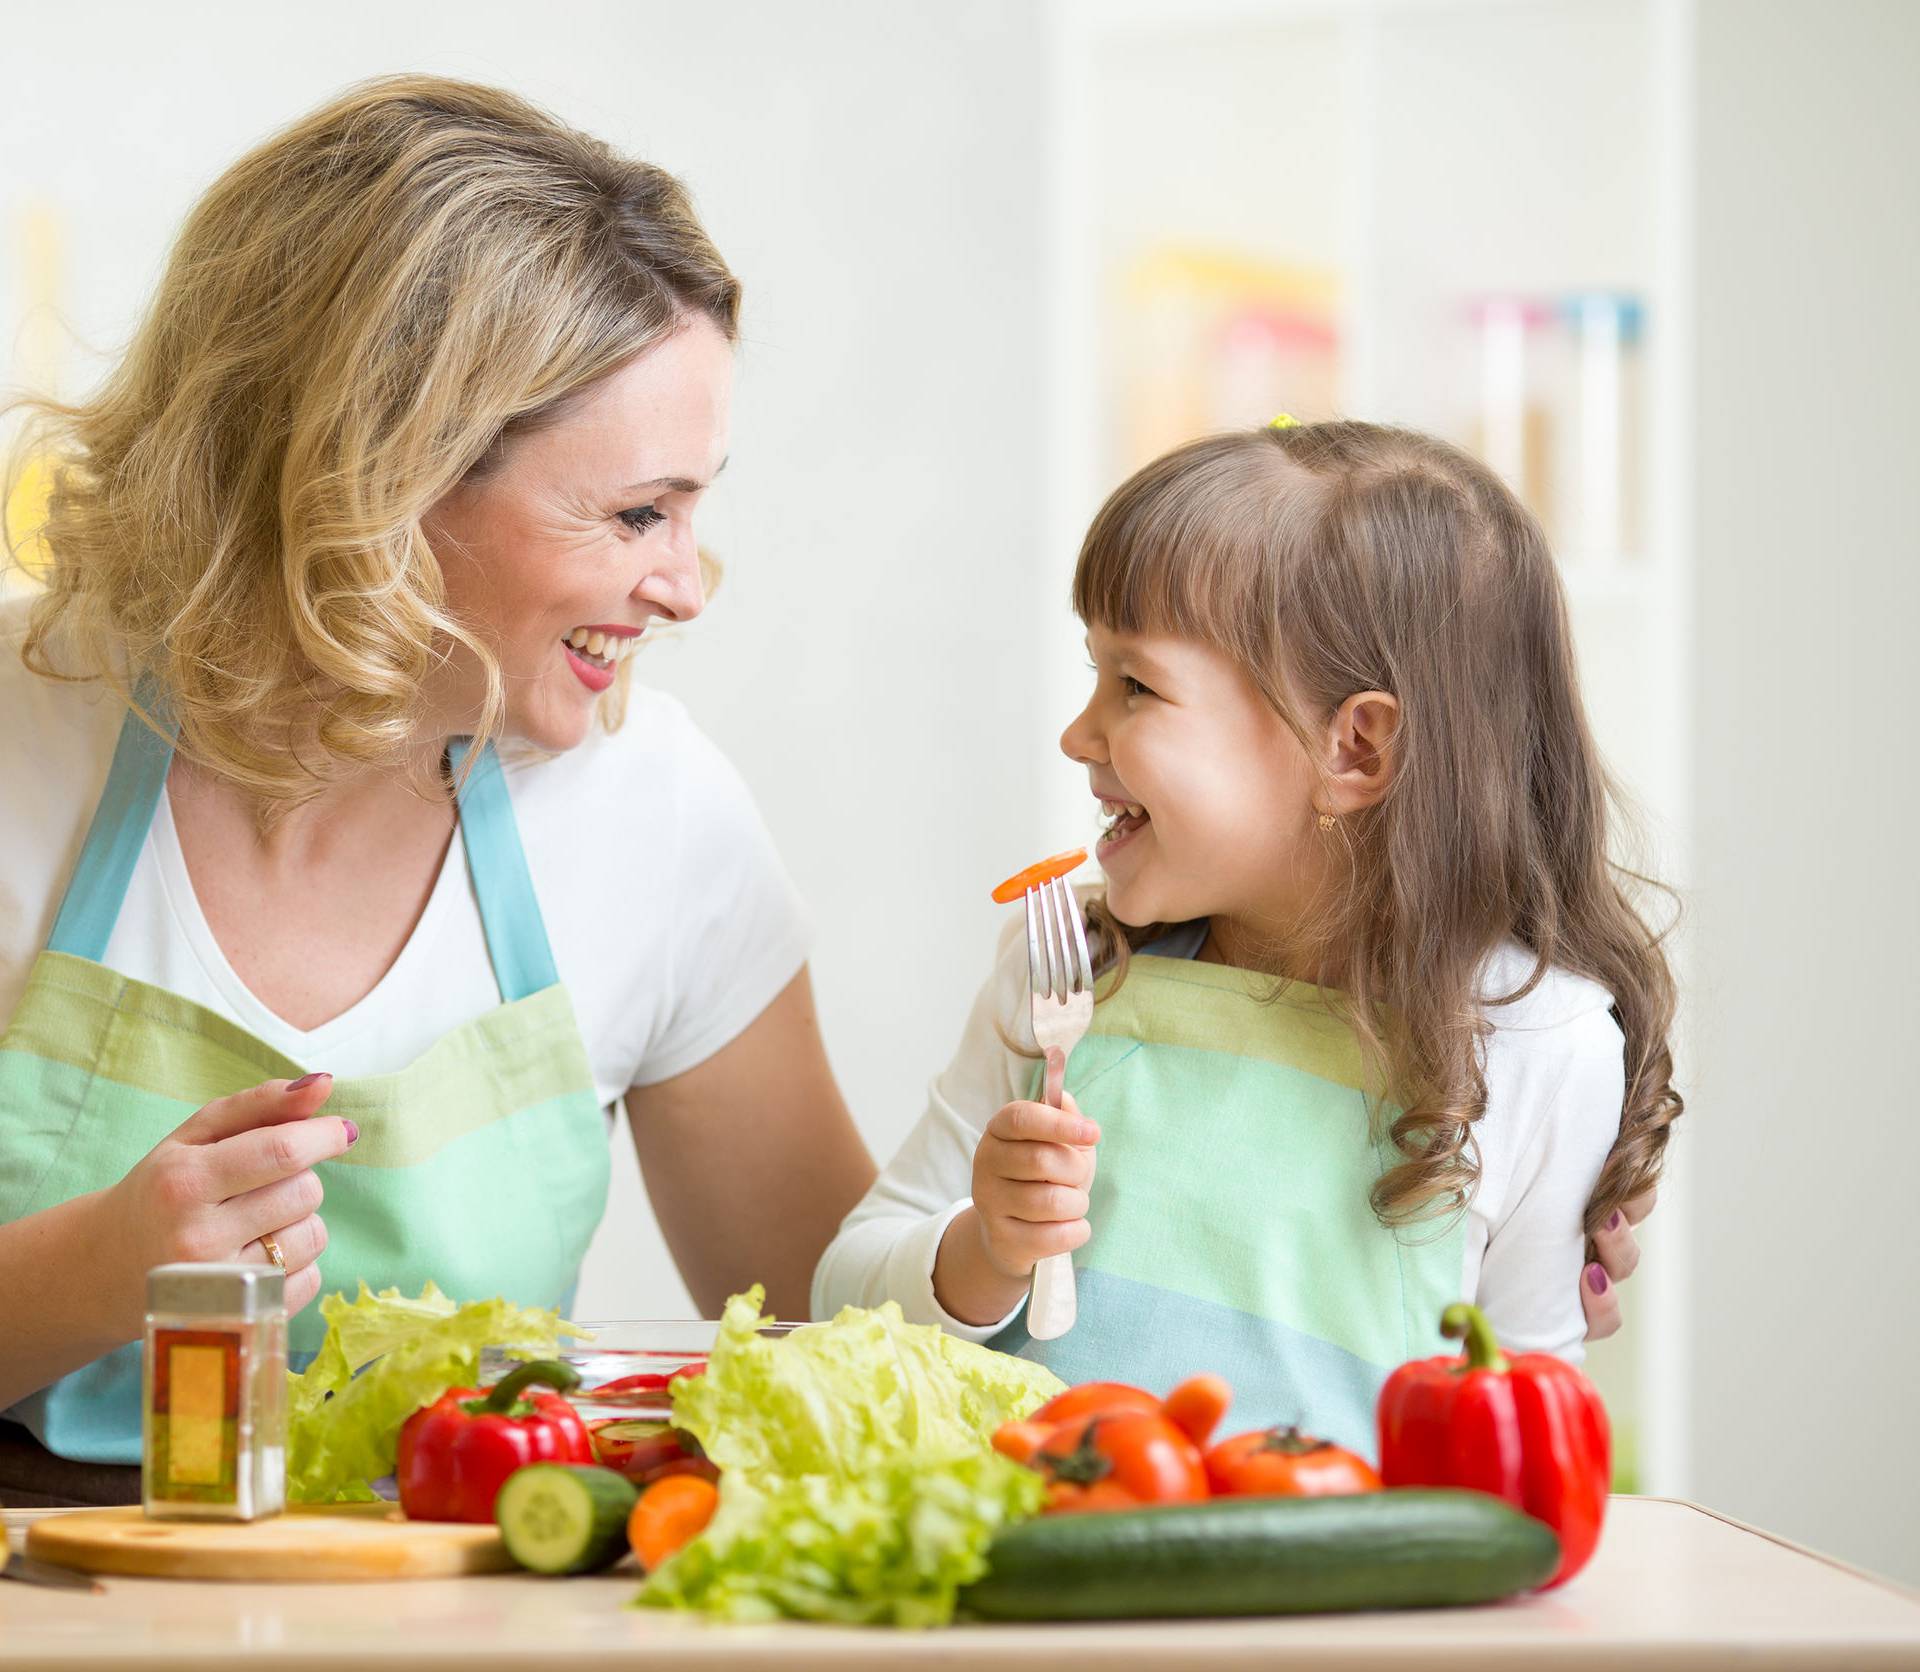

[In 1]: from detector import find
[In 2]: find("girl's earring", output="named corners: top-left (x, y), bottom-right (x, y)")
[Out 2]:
top-left (1317, 811), bottom-right (1338, 833)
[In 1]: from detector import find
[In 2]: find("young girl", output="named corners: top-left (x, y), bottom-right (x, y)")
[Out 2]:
top-left (813, 419), bottom-right (1679, 1457)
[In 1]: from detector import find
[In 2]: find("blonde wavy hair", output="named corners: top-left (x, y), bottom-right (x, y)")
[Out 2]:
top-left (1075, 421), bottom-right (1682, 1239)
top-left (4, 74), bottom-right (740, 806)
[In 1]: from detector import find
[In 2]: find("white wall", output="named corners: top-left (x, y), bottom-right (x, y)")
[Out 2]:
top-left (1, 0), bottom-right (1053, 1321)
top-left (1687, 0), bottom-right (1920, 1586)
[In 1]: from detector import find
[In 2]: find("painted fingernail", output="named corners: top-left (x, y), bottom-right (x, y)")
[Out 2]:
top-left (1607, 1210), bottom-right (1623, 1231)
top-left (1586, 1262), bottom-right (1609, 1294)
top-left (342, 1119), bottom-right (360, 1147)
top-left (288, 1072), bottom-right (330, 1092)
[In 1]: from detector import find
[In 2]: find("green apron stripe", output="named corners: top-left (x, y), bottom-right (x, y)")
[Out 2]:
top-left (1092, 957), bottom-right (1378, 1093)
top-left (991, 1267), bottom-right (1396, 1463)
top-left (1053, 1030), bottom-right (1464, 1367)
top-left (4, 956), bottom-right (594, 1147)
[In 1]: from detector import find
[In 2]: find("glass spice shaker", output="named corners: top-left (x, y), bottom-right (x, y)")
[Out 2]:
top-left (142, 1262), bottom-right (288, 1520)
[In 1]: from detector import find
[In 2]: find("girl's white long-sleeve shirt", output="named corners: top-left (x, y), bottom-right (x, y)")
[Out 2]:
top-left (814, 917), bottom-right (1627, 1363)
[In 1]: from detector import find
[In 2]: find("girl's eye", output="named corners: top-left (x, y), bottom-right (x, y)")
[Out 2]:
top-left (618, 505), bottom-right (665, 534)
top-left (1123, 675), bottom-right (1155, 698)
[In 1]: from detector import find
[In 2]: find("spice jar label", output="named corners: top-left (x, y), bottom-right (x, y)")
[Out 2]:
top-left (150, 1327), bottom-right (243, 1503)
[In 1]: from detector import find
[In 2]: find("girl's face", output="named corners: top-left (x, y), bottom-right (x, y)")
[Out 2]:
top-left (1062, 624), bottom-right (1330, 952)
top-left (422, 319), bottom-right (733, 752)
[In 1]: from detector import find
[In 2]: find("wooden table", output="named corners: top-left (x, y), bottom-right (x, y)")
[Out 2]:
top-left (6, 1497), bottom-right (1918, 1670)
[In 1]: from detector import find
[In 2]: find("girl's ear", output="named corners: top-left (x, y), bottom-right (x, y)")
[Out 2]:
top-left (1320, 690), bottom-right (1400, 815)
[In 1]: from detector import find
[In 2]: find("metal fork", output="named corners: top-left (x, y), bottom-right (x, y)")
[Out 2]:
top-left (1024, 873), bottom-right (1095, 1341)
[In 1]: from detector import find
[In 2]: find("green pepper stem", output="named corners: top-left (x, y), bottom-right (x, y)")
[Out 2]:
top-left (1440, 1303), bottom-right (1509, 1374)
top-left (472, 1358), bottom-right (581, 1415)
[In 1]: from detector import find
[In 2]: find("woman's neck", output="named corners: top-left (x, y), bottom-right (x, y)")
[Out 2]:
top-left (167, 742), bottom-right (455, 868)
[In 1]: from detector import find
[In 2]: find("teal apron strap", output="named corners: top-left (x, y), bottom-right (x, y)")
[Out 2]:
top-left (44, 700), bottom-right (556, 1003)
top-left (448, 739), bottom-right (559, 1001)
top-left (46, 681), bottom-right (176, 962)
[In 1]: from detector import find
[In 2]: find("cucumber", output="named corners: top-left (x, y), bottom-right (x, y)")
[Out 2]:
top-left (961, 1488), bottom-right (1559, 1621)
top-left (495, 1464), bottom-right (638, 1575)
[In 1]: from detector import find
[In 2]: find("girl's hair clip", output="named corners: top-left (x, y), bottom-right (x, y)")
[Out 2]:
top-left (1267, 413), bottom-right (1301, 430)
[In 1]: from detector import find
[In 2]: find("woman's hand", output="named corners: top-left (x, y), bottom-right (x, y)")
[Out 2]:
top-left (101, 1073), bottom-right (355, 1330)
top-left (1581, 1187), bottom-right (1656, 1340)
top-left (968, 1092), bottom-right (1101, 1282)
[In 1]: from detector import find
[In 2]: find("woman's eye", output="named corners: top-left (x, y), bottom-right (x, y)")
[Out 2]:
top-left (618, 504), bottom-right (665, 534)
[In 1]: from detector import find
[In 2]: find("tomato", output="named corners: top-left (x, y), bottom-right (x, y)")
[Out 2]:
top-left (1029, 1381), bottom-right (1162, 1427)
top-left (1204, 1425), bottom-right (1383, 1498)
top-left (594, 1362), bottom-right (705, 1399)
top-left (1030, 1411), bottom-right (1209, 1514)
top-left (588, 1418), bottom-right (717, 1486)
top-left (990, 848), bottom-right (1088, 904)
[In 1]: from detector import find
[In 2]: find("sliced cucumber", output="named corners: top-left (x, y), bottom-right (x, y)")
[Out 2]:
top-left (495, 1463), bottom-right (638, 1575)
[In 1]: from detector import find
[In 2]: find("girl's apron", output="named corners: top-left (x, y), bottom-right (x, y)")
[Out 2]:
top-left (0, 701), bottom-right (610, 1482)
top-left (991, 955), bottom-right (1465, 1461)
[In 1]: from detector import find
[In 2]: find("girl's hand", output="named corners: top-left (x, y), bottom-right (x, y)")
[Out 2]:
top-left (99, 1074), bottom-right (355, 1332)
top-left (1581, 1187), bottom-right (1656, 1340)
top-left (970, 1092), bottom-right (1101, 1282)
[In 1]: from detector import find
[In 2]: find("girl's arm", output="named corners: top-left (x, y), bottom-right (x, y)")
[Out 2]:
top-left (1473, 1006), bottom-right (1629, 1360)
top-left (811, 919), bottom-right (1035, 1336)
top-left (625, 965), bottom-right (875, 1322)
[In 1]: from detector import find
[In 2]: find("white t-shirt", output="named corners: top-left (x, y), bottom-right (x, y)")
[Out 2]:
top-left (813, 911), bottom-right (1625, 1363)
top-left (0, 594), bottom-right (810, 1108)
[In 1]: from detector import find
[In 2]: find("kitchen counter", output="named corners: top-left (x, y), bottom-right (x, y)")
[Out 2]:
top-left (6, 1496), bottom-right (1918, 1670)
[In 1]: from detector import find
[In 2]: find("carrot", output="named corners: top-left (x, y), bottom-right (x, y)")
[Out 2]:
top-left (992, 1419), bottom-right (1054, 1465)
top-left (1162, 1373), bottom-right (1234, 1447)
top-left (627, 1473), bottom-right (720, 1572)
top-left (990, 847), bottom-right (1089, 905)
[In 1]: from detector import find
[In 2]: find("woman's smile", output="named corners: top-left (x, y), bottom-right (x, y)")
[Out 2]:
top-left (561, 623), bottom-right (647, 692)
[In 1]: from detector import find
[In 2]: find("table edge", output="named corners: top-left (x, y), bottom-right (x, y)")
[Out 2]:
top-left (1627, 1495), bottom-right (1920, 1602)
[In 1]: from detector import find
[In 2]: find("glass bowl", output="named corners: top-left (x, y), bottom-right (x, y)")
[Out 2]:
top-left (478, 1319), bottom-right (798, 1421)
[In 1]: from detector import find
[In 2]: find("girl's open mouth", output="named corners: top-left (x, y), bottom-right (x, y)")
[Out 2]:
top-left (1098, 799), bottom-right (1151, 852)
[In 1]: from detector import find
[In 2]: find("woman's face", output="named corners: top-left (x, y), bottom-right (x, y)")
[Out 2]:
top-left (423, 318), bottom-right (734, 752)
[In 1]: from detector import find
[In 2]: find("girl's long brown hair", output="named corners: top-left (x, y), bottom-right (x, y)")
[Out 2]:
top-left (1074, 422), bottom-right (1680, 1237)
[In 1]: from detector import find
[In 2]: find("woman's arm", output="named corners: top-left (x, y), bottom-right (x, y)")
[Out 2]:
top-left (0, 1077), bottom-right (346, 1409)
top-left (624, 965), bottom-right (874, 1321)
top-left (0, 1191), bottom-right (134, 1410)
top-left (812, 916), bottom-right (1038, 1335)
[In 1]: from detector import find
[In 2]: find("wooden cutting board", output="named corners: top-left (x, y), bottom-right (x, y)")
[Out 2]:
top-left (25, 1502), bottom-right (519, 1581)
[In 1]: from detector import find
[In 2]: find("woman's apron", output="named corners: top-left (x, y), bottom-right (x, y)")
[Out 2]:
top-left (991, 955), bottom-right (1465, 1462)
top-left (0, 701), bottom-right (610, 1492)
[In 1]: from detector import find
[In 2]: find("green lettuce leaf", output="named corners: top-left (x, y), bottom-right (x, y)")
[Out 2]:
top-left (285, 1282), bottom-right (577, 1503)
top-left (636, 1287), bottom-right (1060, 1626)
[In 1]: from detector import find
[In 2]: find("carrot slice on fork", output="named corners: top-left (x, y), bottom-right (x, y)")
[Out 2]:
top-left (990, 848), bottom-right (1089, 905)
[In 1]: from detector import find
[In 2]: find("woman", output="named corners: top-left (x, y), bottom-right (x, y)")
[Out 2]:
top-left (0, 75), bottom-right (872, 1505)
top-left (0, 73), bottom-right (1646, 1507)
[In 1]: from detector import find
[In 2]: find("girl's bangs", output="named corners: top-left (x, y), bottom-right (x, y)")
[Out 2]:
top-left (1071, 442), bottom-right (1277, 647)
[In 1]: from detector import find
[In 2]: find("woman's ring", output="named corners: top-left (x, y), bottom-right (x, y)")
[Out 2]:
top-left (259, 1232), bottom-right (286, 1271)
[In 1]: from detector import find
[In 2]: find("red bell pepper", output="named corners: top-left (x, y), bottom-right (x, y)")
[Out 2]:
top-left (397, 1359), bottom-right (595, 1523)
top-left (1377, 1303), bottom-right (1610, 1588)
